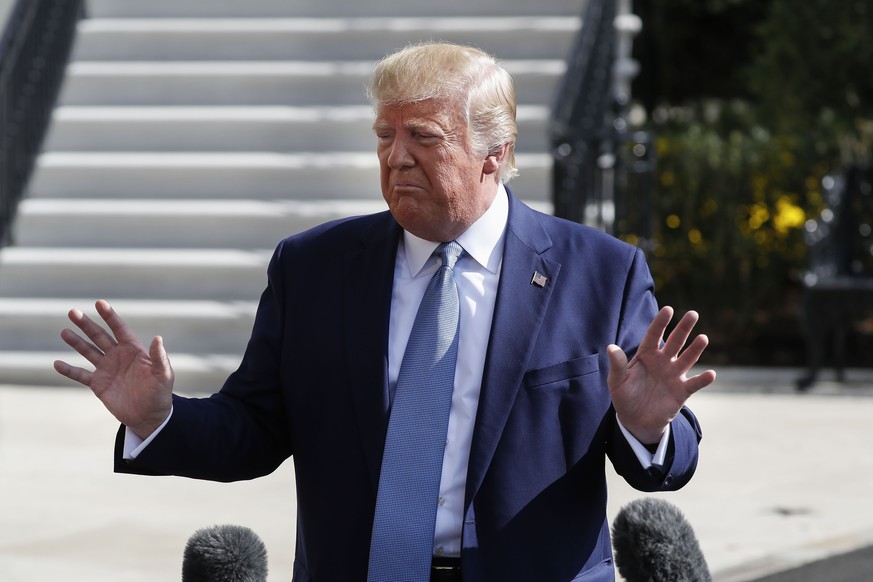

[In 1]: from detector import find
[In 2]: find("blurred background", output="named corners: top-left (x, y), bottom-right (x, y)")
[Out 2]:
top-left (626, 0), bottom-right (873, 370)
top-left (554, 0), bottom-right (873, 372)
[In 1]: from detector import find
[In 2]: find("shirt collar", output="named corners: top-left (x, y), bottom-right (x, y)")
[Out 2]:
top-left (402, 182), bottom-right (509, 277)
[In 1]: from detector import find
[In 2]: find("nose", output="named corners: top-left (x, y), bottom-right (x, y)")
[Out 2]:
top-left (386, 134), bottom-right (414, 169)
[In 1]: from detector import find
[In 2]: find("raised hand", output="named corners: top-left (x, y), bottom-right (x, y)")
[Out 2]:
top-left (607, 306), bottom-right (716, 444)
top-left (53, 300), bottom-right (174, 439)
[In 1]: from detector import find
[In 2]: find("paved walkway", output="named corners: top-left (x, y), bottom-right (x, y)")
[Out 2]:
top-left (1, 367), bottom-right (872, 581)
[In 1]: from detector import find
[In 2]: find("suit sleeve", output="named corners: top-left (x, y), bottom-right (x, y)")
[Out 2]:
top-left (606, 247), bottom-right (703, 492)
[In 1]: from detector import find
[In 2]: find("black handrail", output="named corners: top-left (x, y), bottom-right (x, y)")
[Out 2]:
top-left (0, 0), bottom-right (84, 246)
top-left (550, 0), bottom-right (655, 247)
top-left (550, 0), bottom-right (616, 228)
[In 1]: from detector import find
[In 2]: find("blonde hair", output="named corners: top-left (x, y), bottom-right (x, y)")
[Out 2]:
top-left (368, 42), bottom-right (519, 181)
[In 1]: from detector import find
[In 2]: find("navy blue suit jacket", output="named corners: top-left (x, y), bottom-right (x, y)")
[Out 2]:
top-left (116, 191), bottom-right (702, 581)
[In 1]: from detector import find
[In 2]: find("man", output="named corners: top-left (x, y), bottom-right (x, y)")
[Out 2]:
top-left (55, 43), bottom-right (715, 581)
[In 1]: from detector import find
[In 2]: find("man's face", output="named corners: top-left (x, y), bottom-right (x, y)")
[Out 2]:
top-left (374, 98), bottom-right (500, 242)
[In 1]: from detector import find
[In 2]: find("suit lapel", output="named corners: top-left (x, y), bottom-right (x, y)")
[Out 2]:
top-left (342, 197), bottom-right (561, 501)
top-left (465, 195), bottom-right (560, 508)
top-left (343, 212), bottom-right (401, 491)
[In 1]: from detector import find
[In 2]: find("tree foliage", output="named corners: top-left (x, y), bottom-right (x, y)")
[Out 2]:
top-left (622, 0), bottom-right (873, 364)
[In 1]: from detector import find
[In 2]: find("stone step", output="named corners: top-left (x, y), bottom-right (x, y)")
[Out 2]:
top-left (73, 17), bottom-right (579, 61)
top-left (85, 0), bottom-right (585, 19)
top-left (0, 0), bottom-right (576, 389)
top-left (58, 60), bottom-right (564, 106)
top-left (0, 298), bottom-right (257, 353)
top-left (0, 350), bottom-right (237, 393)
top-left (12, 198), bottom-right (553, 249)
top-left (27, 152), bottom-right (552, 201)
top-left (12, 199), bottom-right (388, 249)
top-left (0, 248), bottom-right (271, 300)
top-left (44, 105), bottom-right (551, 153)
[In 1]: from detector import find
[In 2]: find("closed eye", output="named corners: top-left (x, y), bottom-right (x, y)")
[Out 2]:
top-left (413, 132), bottom-right (441, 144)
top-left (374, 132), bottom-right (394, 145)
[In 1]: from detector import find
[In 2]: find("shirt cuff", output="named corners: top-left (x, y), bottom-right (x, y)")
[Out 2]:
top-left (616, 413), bottom-right (671, 470)
top-left (122, 406), bottom-right (173, 460)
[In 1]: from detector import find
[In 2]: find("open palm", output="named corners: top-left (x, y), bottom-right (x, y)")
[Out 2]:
top-left (607, 307), bottom-right (716, 444)
top-left (54, 300), bottom-right (174, 439)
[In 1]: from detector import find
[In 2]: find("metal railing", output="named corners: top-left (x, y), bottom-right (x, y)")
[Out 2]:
top-left (550, 0), bottom-right (654, 247)
top-left (0, 0), bottom-right (84, 246)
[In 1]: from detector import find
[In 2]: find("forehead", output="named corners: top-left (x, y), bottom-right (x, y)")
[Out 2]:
top-left (373, 98), bottom-right (466, 131)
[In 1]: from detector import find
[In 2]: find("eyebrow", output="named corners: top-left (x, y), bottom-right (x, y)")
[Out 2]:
top-left (372, 117), bottom-right (449, 134)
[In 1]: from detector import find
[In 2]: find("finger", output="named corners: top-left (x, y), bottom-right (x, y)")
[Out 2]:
top-left (60, 327), bottom-right (105, 367)
top-left (149, 335), bottom-right (172, 378)
top-left (53, 359), bottom-right (94, 387)
top-left (637, 306), bottom-right (673, 354)
top-left (683, 368), bottom-right (717, 395)
top-left (95, 300), bottom-right (140, 344)
top-left (662, 310), bottom-right (701, 359)
top-left (674, 333), bottom-right (710, 374)
top-left (68, 308), bottom-right (118, 353)
top-left (606, 344), bottom-right (629, 393)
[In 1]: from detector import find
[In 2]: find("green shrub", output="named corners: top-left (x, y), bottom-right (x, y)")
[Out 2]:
top-left (619, 0), bottom-right (873, 364)
top-left (620, 102), bottom-right (843, 363)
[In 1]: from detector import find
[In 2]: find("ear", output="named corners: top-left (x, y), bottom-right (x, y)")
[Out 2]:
top-left (482, 143), bottom-right (510, 176)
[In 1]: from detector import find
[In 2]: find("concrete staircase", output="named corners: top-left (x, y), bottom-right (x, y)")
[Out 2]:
top-left (0, 0), bottom-right (582, 391)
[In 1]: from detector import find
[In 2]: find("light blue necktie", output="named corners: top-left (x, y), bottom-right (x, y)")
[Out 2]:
top-left (367, 241), bottom-right (464, 582)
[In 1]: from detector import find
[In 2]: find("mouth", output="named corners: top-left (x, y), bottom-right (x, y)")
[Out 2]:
top-left (392, 183), bottom-right (425, 193)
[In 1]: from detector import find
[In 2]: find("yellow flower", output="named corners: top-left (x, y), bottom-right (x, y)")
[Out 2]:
top-left (621, 234), bottom-right (639, 247)
top-left (772, 196), bottom-right (806, 235)
top-left (748, 203), bottom-right (770, 230)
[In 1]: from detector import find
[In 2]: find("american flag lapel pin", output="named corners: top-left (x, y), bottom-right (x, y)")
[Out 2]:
top-left (530, 271), bottom-right (548, 288)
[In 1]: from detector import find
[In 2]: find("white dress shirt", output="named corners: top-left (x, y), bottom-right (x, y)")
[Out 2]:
top-left (389, 184), bottom-right (508, 557)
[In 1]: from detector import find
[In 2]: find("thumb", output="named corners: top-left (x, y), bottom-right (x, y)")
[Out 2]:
top-left (149, 335), bottom-right (174, 380)
top-left (606, 344), bottom-right (628, 394)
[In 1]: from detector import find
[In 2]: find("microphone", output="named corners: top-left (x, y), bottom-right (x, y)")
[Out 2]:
top-left (612, 497), bottom-right (710, 582)
top-left (182, 524), bottom-right (268, 582)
